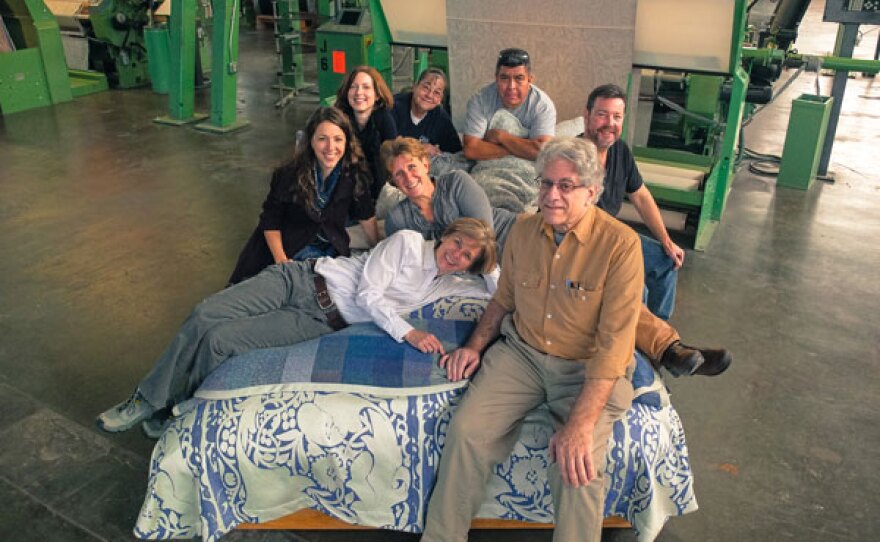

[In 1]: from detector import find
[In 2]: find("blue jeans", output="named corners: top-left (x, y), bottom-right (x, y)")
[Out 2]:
top-left (640, 234), bottom-right (677, 320)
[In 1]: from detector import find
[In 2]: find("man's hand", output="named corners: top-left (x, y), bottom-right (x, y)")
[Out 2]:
top-left (404, 330), bottom-right (445, 354)
top-left (439, 347), bottom-right (481, 381)
top-left (484, 128), bottom-right (510, 146)
top-left (548, 421), bottom-right (596, 488)
top-left (662, 238), bottom-right (685, 269)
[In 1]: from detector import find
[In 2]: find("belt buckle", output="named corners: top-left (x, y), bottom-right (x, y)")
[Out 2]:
top-left (316, 289), bottom-right (334, 310)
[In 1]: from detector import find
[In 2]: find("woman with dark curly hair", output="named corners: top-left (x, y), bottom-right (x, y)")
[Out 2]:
top-left (228, 106), bottom-right (380, 285)
top-left (334, 66), bottom-right (398, 200)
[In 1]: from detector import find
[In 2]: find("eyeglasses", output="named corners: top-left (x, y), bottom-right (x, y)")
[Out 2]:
top-left (536, 176), bottom-right (586, 194)
top-left (497, 48), bottom-right (530, 69)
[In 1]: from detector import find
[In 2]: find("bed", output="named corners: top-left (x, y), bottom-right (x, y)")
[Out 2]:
top-left (133, 296), bottom-right (697, 542)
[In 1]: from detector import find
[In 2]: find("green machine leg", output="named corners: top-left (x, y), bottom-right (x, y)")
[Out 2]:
top-left (196, 0), bottom-right (249, 133)
top-left (694, 65), bottom-right (748, 251)
top-left (367, 0), bottom-right (391, 85)
top-left (275, 0), bottom-right (305, 90)
top-left (155, 0), bottom-right (206, 125)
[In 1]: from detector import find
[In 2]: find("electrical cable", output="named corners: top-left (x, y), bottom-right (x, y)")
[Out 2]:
top-left (229, 0), bottom-right (239, 74)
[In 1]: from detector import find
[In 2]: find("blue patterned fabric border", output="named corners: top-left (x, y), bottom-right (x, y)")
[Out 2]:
top-left (135, 297), bottom-right (694, 541)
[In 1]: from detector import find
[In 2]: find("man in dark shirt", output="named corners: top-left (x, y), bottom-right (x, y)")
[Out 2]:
top-left (581, 84), bottom-right (731, 379)
top-left (584, 84), bottom-right (683, 320)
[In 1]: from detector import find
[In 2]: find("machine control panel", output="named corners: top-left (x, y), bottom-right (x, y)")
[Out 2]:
top-left (824, 0), bottom-right (880, 23)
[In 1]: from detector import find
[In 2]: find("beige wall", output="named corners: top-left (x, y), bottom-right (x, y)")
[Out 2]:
top-left (446, 0), bottom-right (638, 129)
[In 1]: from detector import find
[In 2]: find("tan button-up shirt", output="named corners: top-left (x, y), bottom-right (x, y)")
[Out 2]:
top-left (493, 207), bottom-right (643, 378)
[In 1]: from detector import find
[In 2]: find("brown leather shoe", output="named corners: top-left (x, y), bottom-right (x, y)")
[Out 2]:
top-left (692, 347), bottom-right (732, 376)
top-left (660, 341), bottom-right (704, 377)
top-left (661, 341), bottom-right (732, 377)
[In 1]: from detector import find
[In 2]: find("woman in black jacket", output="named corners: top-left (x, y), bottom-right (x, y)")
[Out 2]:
top-left (228, 106), bottom-right (380, 284)
top-left (334, 66), bottom-right (398, 200)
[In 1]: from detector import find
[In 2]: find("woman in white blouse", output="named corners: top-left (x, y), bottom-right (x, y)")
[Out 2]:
top-left (97, 218), bottom-right (498, 434)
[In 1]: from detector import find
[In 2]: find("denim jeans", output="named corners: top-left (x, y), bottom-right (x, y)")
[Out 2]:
top-left (639, 234), bottom-right (677, 320)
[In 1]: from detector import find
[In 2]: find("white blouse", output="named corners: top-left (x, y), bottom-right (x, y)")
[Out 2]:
top-left (314, 230), bottom-right (495, 342)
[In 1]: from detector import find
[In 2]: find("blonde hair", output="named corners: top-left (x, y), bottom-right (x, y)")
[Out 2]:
top-left (380, 136), bottom-right (431, 178)
top-left (440, 218), bottom-right (498, 274)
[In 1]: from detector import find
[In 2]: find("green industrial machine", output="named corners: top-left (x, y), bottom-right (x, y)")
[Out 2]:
top-left (157, 0), bottom-right (247, 133)
top-left (0, 0), bottom-right (106, 114)
top-left (270, 0), bottom-right (307, 107)
top-left (739, 0), bottom-right (879, 187)
top-left (1, 0), bottom-right (71, 113)
top-left (627, 0), bottom-right (750, 251)
top-left (83, 0), bottom-right (151, 87)
top-left (142, 0), bottom-right (213, 95)
top-left (630, 0), bottom-right (880, 246)
top-left (315, 0), bottom-right (391, 105)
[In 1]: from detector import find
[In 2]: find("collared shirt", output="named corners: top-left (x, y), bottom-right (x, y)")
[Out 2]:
top-left (315, 230), bottom-right (494, 342)
top-left (492, 208), bottom-right (643, 378)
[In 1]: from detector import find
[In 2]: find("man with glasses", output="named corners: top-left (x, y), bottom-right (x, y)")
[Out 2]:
top-left (461, 47), bottom-right (556, 161)
top-left (422, 137), bottom-right (639, 542)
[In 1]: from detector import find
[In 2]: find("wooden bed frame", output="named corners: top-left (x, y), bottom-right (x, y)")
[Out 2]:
top-left (238, 509), bottom-right (632, 531)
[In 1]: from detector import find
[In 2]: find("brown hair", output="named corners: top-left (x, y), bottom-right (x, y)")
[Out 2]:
top-left (439, 218), bottom-right (498, 275)
top-left (586, 83), bottom-right (627, 112)
top-left (380, 136), bottom-right (431, 179)
top-left (416, 67), bottom-right (448, 87)
top-left (333, 66), bottom-right (394, 115)
top-left (280, 106), bottom-right (370, 209)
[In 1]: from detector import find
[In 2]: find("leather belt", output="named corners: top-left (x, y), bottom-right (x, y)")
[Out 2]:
top-left (307, 259), bottom-right (348, 331)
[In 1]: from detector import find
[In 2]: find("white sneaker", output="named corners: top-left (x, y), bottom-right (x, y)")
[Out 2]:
top-left (96, 390), bottom-right (157, 433)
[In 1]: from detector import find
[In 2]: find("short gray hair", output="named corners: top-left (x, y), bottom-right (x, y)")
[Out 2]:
top-left (535, 137), bottom-right (604, 203)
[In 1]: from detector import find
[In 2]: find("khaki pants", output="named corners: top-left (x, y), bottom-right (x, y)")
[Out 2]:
top-left (423, 317), bottom-right (634, 542)
top-left (636, 304), bottom-right (679, 361)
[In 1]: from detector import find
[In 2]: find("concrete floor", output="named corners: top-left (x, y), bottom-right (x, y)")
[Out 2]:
top-left (1, 3), bottom-right (878, 541)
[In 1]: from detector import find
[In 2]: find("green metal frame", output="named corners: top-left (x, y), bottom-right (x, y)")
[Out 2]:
top-left (155, 0), bottom-right (205, 125)
top-left (88, 0), bottom-right (150, 88)
top-left (196, 0), bottom-right (249, 132)
top-left (68, 68), bottom-right (109, 96)
top-left (0, 0), bottom-right (72, 114)
top-left (314, 1), bottom-right (392, 106)
top-left (367, 0), bottom-right (391, 82)
top-left (274, 0), bottom-right (306, 90)
top-left (695, 64), bottom-right (748, 250)
top-left (641, 65), bottom-right (747, 251)
top-left (636, 0), bottom-right (748, 251)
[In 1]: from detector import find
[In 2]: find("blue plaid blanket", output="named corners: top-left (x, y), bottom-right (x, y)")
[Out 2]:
top-left (195, 317), bottom-right (664, 407)
top-left (195, 319), bottom-right (476, 398)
